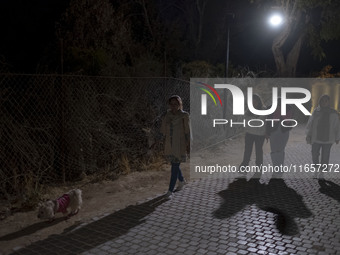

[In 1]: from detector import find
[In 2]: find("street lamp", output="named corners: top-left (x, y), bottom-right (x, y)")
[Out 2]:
top-left (268, 13), bottom-right (284, 27)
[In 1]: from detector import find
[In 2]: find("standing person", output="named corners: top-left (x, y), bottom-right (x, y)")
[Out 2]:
top-left (239, 94), bottom-right (267, 179)
top-left (161, 95), bottom-right (190, 199)
top-left (306, 94), bottom-right (340, 179)
top-left (266, 98), bottom-right (294, 176)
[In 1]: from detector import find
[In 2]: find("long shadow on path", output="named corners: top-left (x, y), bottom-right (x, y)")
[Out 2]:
top-left (0, 217), bottom-right (66, 242)
top-left (5, 195), bottom-right (168, 255)
top-left (213, 179), bottom-right (313, 235)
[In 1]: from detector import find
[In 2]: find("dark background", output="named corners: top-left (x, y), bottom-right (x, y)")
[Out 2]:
top-left (0, 0), bottom-right (339, 76)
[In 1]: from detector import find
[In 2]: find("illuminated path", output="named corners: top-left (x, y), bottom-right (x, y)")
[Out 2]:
top-left (8, 141), bottom-right (340, 255)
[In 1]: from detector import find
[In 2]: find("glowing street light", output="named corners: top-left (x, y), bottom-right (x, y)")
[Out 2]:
top-left (268, 13), bottom-right (284, 27)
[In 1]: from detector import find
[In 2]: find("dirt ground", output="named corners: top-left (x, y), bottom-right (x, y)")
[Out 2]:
top-left (0, 126), bottom-right (307, 255)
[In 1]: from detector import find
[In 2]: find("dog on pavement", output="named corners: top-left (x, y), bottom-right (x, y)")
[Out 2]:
top-left (37, 189), bottom-right (82, 221)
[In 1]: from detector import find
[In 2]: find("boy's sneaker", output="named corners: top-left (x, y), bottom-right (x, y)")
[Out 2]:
top-left (176, 179), bottom-right (187, 191)
top-left (259, 178), bottom-right (266, 185)
top-left (164, 191), bottom-right (173, 199)
top-left (316, 172), bottom-right (325, 180)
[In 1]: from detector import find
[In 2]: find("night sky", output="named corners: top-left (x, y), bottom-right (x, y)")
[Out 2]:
top-left (0, 0), bottom-right (339, 76)
top-left (0, 0), bottom-right (68, 72)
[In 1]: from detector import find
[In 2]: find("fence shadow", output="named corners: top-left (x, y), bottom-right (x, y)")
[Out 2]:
top-left (213, 179), bottom-right (312, 235)
top-left (4, 195), bottom-right (168, 254)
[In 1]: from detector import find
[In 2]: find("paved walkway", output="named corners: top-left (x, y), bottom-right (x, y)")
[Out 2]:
top-left (5, 141), bottom-right (340, 255)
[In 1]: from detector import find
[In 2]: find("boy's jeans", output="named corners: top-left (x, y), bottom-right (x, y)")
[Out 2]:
top-left (312, 143), bottom-right (332, 165)
top-left (169, 163), bottom-right (184, 192)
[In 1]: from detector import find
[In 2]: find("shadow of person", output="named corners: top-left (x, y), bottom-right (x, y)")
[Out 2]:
top-left (258, 179), bottom-right (312, 235)
top-left (0, 194), bottom-right (168, 248)
top-left (0, 217), bottom-right (65, 241)
top-left (214, 179), bottom-right (259, 219)
top-left (213, 179), bottom-right (312, 235)
top-left (318, 180), bottom-right (340, 203)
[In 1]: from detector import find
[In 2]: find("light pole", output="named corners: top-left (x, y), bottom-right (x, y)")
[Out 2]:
top-left (225, 13), bottom-right (234, 78)
top-left (268, 11), bottom-right (285, 76)
top-left (223, 13), bottom-right (234, 124)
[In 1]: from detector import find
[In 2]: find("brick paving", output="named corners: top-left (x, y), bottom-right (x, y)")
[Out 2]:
top-left (5, 141), bottom-right (340, 255)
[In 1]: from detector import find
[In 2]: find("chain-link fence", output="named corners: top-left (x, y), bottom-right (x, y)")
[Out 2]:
top-left (0, 74), bottom-right (191, 202)
top-left (4, 75), bottom-right (329, 204)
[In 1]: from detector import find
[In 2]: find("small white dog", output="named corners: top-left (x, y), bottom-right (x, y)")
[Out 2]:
top-left (37, 189), bottom-right (82, 221)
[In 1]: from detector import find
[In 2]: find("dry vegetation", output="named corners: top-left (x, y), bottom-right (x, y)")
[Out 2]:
top-left (0, 75), bottom-right (189, 219)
